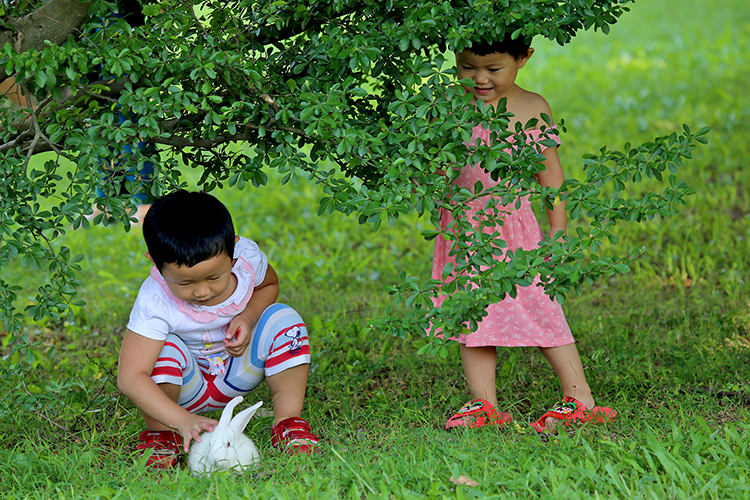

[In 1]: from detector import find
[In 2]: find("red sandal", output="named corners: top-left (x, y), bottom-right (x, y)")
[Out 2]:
top-left (445, 399), bottom-right (513, 430)
top-left (530, 397), bottom-right (617, 433)
top-left (135, 430), bottom-right (183, 469)
top-left (271, 417), bottom-right (320, 455)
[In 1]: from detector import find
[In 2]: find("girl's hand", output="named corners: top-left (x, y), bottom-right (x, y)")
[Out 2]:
top-left (178, 413), bottom-right (219, 453)
top-left (224, 315), bottom-right (253, 357)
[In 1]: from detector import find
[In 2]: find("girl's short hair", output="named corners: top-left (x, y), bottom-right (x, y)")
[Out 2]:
top-left (142, 190), bottom-right (236, 271)
top-left (467, 32), bottom-right (532, 60)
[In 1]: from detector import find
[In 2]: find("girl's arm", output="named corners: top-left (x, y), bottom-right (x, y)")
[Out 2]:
top-left (536, 145), bottom-right (567, 240)
top-left (117, 330), bottom-right (218, 452)
top-left (514, 92), bottom-right (567, 239)
top-left (223, 264), bottom-right (280, 357)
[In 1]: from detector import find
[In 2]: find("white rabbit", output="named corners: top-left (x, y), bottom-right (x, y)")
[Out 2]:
top-left (188, 396), bottom-right (262, 476)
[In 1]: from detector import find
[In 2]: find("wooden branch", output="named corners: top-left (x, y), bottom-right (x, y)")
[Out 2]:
top-left (0, 79), bottom-right (127, 153)
top-left (1, 78), bottom-right (329, 156)
top-left (150, 131), bottom-right (249, 148)
top-left (0, 128), bottom-right (34, 153)
top-left (151, 121), bottom-right (309, 148)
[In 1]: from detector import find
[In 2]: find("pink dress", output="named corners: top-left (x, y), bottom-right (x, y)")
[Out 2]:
top-left (431, 124), bottom-right (575, 348)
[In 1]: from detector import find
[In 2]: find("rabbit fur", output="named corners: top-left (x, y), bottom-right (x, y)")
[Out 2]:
top-left (188, 396), bottom-right (262, 476)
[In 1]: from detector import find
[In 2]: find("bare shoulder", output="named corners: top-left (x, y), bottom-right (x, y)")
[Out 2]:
top-left (509, 89), bottom-right (554, 130)
top-left (525, 91), bottom-right (553, 117)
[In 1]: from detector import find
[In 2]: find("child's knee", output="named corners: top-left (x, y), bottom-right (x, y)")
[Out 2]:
top-left (254, 304), bottom-right (310, 377)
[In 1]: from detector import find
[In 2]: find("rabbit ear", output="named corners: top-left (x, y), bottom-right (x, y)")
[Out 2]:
top-left (219, 396), bottom-right (244, 428)
top-left (229, 401), bottom-right (263, 434)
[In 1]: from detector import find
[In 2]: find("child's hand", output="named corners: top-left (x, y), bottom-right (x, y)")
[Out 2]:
top-left (224, 315), bottom-right (253, 357)
top-left (179, 413), bottom-right (219, 453)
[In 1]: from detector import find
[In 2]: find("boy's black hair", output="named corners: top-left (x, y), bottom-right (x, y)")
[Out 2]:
top-left (467, 31), bottom-right (532, 60)
top-left (142, 190), bottom-right (236, 271)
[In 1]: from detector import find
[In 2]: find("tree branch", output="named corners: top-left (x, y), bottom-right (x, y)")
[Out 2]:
top-left (0, 79), bottom-right (127, 153)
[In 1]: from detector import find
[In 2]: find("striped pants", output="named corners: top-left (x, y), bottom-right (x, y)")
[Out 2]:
top-left (150, 303), bottom-right (310, 414)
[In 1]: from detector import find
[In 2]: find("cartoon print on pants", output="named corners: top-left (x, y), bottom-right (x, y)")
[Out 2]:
top-left (284, 325), bottom-right (304, 353)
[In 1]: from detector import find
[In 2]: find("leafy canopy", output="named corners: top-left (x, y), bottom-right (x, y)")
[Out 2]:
top-left (0, 0), bottom-right (706, 357)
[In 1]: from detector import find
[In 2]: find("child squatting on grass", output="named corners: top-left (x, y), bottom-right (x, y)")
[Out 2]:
top-left (434, 33), bottom-right (617, 432)
top-left (117, 190), bottom-right (318, 469)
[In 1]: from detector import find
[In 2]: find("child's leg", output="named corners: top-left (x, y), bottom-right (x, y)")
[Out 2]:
top-left (216, 303), bottom-right (311, 422)
top-left (460, 344), bottom-right (499, 407)
top-left (234, 303), bottom-right (316, 453)
top-left (147, 308), bottom-right (311, 418)
top-left (253, 303), bottom-right (311, 423)
top-left (445, 344), bottom-right (511, 429)
top-left (539, 343), bottom-right (594, 409)
top-left (266, 364), bottom-right (309, 425)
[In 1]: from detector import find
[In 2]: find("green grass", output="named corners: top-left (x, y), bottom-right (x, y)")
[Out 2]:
top-left (2, 0), bottom-right (750, 498)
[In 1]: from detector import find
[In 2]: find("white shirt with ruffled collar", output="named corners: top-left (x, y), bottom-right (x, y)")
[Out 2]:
top-left (126, 237), bottom-right (268, 358)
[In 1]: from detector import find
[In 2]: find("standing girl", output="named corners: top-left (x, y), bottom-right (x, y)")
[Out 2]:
top-left (434, 33), bottom-right (616, 432)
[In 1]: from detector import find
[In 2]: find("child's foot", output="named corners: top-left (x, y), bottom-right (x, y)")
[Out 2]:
top-left (271, 417), bottom-right (320, 455)
top-left (135, 430), bottom-right (183, 469)
top-left (531, 397), bottom-right (616, 433)
top-left (543, 395), bottom-right (594, 431)
top-left (445, 399), bottom-right (512, 430)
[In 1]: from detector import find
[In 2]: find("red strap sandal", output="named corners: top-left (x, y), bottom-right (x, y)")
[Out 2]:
top-left (530, 397), bottom-right (617, 433)
top-left (135, 430), bottom-right (183, 469)
top-left (445, 399), bottom-right (513, 430)
top-left (271, 417), bottom-right (320, 455)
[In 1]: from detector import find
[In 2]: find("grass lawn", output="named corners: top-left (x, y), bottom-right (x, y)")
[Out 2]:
top-left (1, 0), bottom-right (749, 498)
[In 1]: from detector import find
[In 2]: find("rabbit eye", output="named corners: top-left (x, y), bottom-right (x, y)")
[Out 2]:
top-left (226, 441), bottom-right (231, 448)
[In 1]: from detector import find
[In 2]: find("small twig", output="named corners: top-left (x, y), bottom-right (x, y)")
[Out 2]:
top-left (181, 0), bottom-right (211, 40)
top-left (0, 129), bottom-right (34, 153)
top-left (680, 387), bottom-right (750, 405)
top-left (32, 409), bottom-right (86, 444)
top-left (18, 381), bottom-right (84, 444)
top-left (78, 86), bottom-right (119, 104)
top-left (30, 112), bottom-right (63, 156)
top-left (22, 127), bottom-right (41, 173)
top-left (69, 355), bottom-right (119, 434)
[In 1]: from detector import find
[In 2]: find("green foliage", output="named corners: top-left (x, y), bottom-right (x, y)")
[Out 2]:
top-left (1, 0), bottom-right (708, 354)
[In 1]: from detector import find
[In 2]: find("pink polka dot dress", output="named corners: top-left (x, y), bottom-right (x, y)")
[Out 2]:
top-left (431, 124), bottom-right (575, 348)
